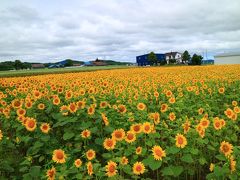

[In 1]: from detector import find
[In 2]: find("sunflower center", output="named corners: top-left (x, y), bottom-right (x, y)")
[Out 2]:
top-left (109, 165), bottom-right (115, 173)
top-left (178, 137), bottom-right (183, 144)
top-left (107, 140), bottom-right (113, 147)
top-left (28, 120), bottom-right (35, 128)
top-left (223, 145), bottom-right (229, 152)
top-left (136, 165), bottom-right (142, 172)
top-left (56, 151), bottom-right (64, 159)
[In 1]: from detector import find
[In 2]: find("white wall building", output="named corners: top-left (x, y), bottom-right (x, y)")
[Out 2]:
top-left (165, 52), bottom-right (183, 64)
top-left (214, 54), bottom-right (240, 64)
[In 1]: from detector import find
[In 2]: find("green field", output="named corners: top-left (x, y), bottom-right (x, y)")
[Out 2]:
top-left (0, 65), bottom-right (132, 77)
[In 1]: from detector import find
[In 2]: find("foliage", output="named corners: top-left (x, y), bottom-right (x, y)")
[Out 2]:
top-left (0, 65), bottom-right (239, 179)
top-left (191, 54), bottom-right (203, 65)
top-left (182, 50), bottom-right (191, 63)
top-left (148, 52), bottom-right (158, 65)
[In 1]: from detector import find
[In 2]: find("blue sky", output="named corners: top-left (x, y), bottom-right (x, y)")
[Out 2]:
top-left (0, 0), bottom-right (240, 62)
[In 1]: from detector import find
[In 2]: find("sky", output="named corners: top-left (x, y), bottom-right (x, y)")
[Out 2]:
top-left (0, 0), bottom-right (240, 63)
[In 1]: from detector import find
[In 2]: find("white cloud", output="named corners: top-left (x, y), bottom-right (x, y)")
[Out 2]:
top-left (0, 0), bottom-right (240, 62)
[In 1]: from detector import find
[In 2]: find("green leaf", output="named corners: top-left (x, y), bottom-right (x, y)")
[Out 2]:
top-left (39, 156), bottom-right (45, 162)
top-left (19, 166), bottom-right (28, 173)
top-left (29, 166), bottom-right (41, 177)
top-left (143, 155), bottom-right (162, 171)
top-left (190, 148), bottom-right (199, 155)
top-left (162, 165), bottom-right (183, 177)
top-left (104, 126), bottom-right (114, 133)
top-left (63, 131), bottom-right (75, 140)
top-left (181, 154), bottom-right (194, 163)
top-left (95, 138), bottom-right (103, 145)
top-left (199, 157), bottom-right (207, 165)
top-left (215, 154), bottom-right (226, 161)
top-left (166, 146), bottom-right (180, 154)
top-left (172, 166), bottom-right (184, 177)
top-left (102, 153), bottom-right (112, 159)
top-left (162, 166), bottom-right (174, 176)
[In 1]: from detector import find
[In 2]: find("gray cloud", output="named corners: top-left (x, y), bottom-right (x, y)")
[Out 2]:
top-left (0, 0), bottom-right (240, 62)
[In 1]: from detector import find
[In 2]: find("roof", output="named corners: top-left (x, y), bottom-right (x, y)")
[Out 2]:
top-left (31, 64), bottom-right (45, 68)
top-left (165, 52), bottom-right (181, 56)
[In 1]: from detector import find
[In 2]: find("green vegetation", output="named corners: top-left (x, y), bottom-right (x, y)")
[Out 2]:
top-left (147, 52), bottom-right (158, 65)
top-left (0, 65), bottom-right (132, 78)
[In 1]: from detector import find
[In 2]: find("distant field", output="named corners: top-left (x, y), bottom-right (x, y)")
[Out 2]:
top-left (0, 65), bottom-right (133, 77)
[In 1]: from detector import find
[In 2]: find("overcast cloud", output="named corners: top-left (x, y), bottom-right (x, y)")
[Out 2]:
top-left (0, 0), bottom-right (240, 62)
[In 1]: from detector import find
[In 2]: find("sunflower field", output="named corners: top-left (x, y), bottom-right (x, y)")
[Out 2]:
top-left (0, 65), bottom-right (239, 179)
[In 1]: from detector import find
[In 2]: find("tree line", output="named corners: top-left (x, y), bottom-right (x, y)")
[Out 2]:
top-left (147, 51), bottom-right (203, 66)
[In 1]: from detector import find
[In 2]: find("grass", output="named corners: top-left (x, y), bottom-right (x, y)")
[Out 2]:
top-left (0, 65), bottom-right (133, 78)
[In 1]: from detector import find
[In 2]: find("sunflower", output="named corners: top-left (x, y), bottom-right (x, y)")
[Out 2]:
top-left (118, 104), bottom-right (127, 114)
top-left (152, 145), bottom-right (166, 160)
top-left (81, 129), bottom-right (91, 138)
top-left (232, 100), bottom-right (238, 107)
top-left (213, 118), bottom-right (222, 130)
top-left (100, 101), bottom-right (108, 108)
top-left (46, 167), bottom-right (56, 180)
top-left (65, 90), bottom-right (73, 100)
top-left (231, 113), bottom-right (237, 121)
top-left (25, 118), bottom-right (37, 132)
top-left (68, 103), bottom-right (77, 113)
top-left (137, 103), bottom-right (146, 111)
top-left (103, 138), bottom-right (116, 150)
top-left (169, 112), bottom-right (176, 121)
top-left (37, 103), bottom-right (45, 110)
top-left (16, 108), bottom-right (26, 117)
top-left (120, 156), bottom-right (128, 165)
top-left (130, 124), bottom-right (142, 134)
top-left (52, 149), bottom-right (66, 164)
top-left (125, 131), bottom-right (136, 143)
top-left (233, 106), bottom-right (239, 114)
top-left (230, 156), bottom-right (236, 173)
top-left (198, 108), bottom-right (204, 115)
top-left (87, 106), bottom-right (95, 115)
top-left (166, 90), bottom-right (172, 97)
top-left (168, 97), bottom-right (176, 104)
top-left (60, 105), bottom-right (68, 116)
top-left (200, 118), bottom-right (210, 129)
top-left (0, 130), bottom-right (3, 141)
top-left (86, 149), bottom-right (96, 160)
top-left (40, 123), bottom-right (50, 134)
top-left (11, 99), bottom-right (22, 109)
top-left (136, 146), bottom-right (142, 155)
top-left (220, 141), bottom-right (233, 157)
top-left (105, 161), bottom-right (117, 177)
top-left (152, 112), bottom-right (160, 124)
top-left (218, 87), bottom-right (225, 94)
top-left (175, 134), bottom-right (187, 148)
top-left (182, 119), bottom-right (191, 134)
top-left (142, 122), bottom-right (152, 134)
top-left (101, 113), bottom-right (109, 126)
top-left (132, 162), bottom-right (145, 175)
top-left (53, 96), bottom-right (61, 105)
top-left (87, 161), bottom-right (93, 176)
top-left (160, 103), bottom-right (168, 113)
top-left (74, 159), bottom-right (82, 168)
top-left (209, 163), bottom-right (214, 172)
top-left (76, 100), bottom-right (85, 109)
top-left (224, 108), bottom-right (233, 119)
top-left (112, 129), bottom-right (125, 141)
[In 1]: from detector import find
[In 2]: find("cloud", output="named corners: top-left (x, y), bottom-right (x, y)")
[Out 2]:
top-left (0, 0), bottom-right (240, 62)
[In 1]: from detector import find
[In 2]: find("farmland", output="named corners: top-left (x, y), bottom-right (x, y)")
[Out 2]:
top-left (0, 65), bottom-right (239, 179)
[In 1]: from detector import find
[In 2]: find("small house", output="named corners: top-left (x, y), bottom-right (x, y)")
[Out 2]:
top-left (165, 52), bottom-right (182, 64)
top-left (31, 63), bottom-right (45, 69)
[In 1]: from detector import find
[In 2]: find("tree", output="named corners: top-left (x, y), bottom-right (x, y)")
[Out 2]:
top-left (191, 54), bottom-right (203, 65)
top-left (14, 60), bottom-right (23, 70)
top-left (182, 50), bottom-right (191, 64)
top-left (64, 59), bottom-right (73, 67)
top-left (148, 52), bottom-right (158, 65)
